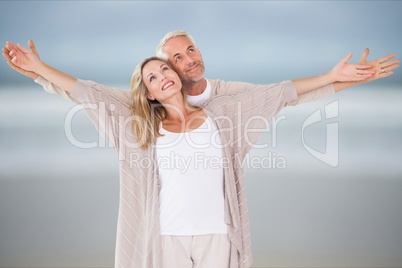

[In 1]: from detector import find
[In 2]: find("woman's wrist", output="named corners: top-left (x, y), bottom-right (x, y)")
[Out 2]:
top-left (326, 69), bottom-right (338, 84)
top-left (34, 60), bottom-right (49, 77)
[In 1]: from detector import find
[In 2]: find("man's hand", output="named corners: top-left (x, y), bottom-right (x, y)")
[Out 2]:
top-left (3, 40), bottom-right (40, 79)
top-left (358, 48), bottom-right (399, 83)
top-left (332, 49), bottom-right (399, 92)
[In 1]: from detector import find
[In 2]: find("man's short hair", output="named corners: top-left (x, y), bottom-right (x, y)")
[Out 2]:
top-left (155, 30), bottom-right (196, 60)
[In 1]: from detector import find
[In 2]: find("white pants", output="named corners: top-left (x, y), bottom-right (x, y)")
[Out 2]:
top-left (161, 234), bottom-right (230, 268)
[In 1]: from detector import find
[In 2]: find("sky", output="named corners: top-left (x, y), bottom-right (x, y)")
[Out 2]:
top-left (0, 1), bottom-right (401, 87)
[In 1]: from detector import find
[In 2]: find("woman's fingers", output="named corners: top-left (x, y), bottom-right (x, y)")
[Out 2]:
top-left (342, 52), bottom-right (353, 63)
top-left (356, 64), bottom-right (374, 70)
top-left (16, 43), bottom-right (30, 54)
top-left (28, 40), bottom-right (40, 58)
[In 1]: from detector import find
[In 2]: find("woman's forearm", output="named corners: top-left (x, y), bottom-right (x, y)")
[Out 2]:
top-left (292, 71), bottom-right (334, 95)
top-left (36, 62), bottom-right (77, 94)
top-left (8, 42), bottom-right (77, 94)
top-left (292, 52), bottom-right (375, 95)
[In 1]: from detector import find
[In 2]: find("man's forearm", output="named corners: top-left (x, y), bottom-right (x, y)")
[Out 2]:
top-left (332, 81), bottom-right (361, 93)
top-left (292, 71), bottom-right (334, 95)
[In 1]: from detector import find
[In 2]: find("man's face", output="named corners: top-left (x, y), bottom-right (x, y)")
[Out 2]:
top-left (162, 36), bottom-right (205, 86)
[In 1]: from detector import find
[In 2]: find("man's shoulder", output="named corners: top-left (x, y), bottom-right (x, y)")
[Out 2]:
top-left (206, 78), bottom-right (257, 96)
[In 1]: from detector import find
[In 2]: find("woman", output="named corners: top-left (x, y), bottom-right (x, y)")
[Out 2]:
top-left (3, 41), bottom-right (382, 268)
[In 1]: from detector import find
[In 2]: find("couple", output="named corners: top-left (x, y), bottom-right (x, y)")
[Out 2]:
top-left (3, 31), bottom-right (399, 268)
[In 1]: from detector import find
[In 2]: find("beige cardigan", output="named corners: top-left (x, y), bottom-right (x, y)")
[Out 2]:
top-left (35, 77), bottom-right (334, 268)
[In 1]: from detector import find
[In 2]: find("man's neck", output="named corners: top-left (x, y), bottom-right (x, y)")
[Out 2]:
top-left (184, 78), bottom-right (207, 96)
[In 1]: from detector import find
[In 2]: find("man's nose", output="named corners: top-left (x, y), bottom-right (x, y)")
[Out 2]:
top-left (183, 54), bottom-right (194, 65)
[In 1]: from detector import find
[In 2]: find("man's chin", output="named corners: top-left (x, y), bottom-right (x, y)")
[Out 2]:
top-left (182, 75), bottom-right (204, 86)
top-left (192, 76), bottom-right (205, 83)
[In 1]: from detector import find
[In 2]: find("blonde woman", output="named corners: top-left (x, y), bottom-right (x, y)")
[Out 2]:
top-left (3, 41), bottom-right (396, 268)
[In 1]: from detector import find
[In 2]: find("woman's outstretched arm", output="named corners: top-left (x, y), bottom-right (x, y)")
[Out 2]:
top-left (5, 41), bottom-right (77, 93)
top-left (3, 40), bottom-right (40, 80)
top-left (292, 52), bottom-right (375, 95)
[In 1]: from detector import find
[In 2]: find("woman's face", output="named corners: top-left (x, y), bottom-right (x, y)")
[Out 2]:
top-left (142, 60), bottom-right (183, 103)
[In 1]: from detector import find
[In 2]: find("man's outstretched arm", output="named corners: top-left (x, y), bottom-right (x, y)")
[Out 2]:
top-left (332, 48), bottom-right (399, 92)
top-left (292, 52), bottom-right (376, 95)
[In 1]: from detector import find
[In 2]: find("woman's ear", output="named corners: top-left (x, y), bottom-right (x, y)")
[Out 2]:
top-left (147, 93), bottom-right (155, 101)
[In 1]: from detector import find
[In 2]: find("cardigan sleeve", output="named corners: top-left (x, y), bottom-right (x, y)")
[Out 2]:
top-left (34, 75), bottom-right (132, 105)
top-left (205, 80), bottom-right (298, 161)
top-left (209, 79), bottom-right (335, 105)
top-left (34, 75), bottom-right (79, 103)
top-left (288, 83), bottom-right (335, 106)
top-left (34, 76), bottom-right (134, 149)
top-left (61, 79), bottom-right (133, 150)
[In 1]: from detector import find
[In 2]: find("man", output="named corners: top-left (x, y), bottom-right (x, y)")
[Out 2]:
top-left (155, 30), bottom-right (398, 107)
top-left (151, 30), bottom-right (400, 267)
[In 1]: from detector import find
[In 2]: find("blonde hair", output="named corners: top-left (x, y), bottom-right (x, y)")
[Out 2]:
top-left (130, 56), bottom-right (197, 149)
top-left (155, 30), bottom-right (196, 60)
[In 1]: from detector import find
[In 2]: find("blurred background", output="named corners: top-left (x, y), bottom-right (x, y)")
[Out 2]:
top-left (0, 1), bottom-right (401, 267)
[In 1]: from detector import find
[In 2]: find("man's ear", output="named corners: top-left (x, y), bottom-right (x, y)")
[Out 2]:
top-left (147, 93), bottom-right (155, 101)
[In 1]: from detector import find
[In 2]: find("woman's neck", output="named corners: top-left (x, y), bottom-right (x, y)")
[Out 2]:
top-left (161, 94), bottom-right (188, 122)
top-left (161, 95), bottom-right (206, 133)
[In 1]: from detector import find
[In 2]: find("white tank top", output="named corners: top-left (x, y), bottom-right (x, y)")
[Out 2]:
top-left (155, 116), bottom-right (227, 235)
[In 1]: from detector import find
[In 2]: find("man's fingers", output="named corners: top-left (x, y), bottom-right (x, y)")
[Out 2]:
top-left (378, 54), bottom-right (397, 64)
top-left (359, 48), bottom-right (370, 64)
top-left (382, 63), bottom-right (399, 73)
top-left (363, 48), bottom-right (370, 57)
top-left (383, 59), bottom-right (400, 68)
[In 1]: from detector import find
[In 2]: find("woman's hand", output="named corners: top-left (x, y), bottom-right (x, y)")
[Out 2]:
top-left (6, 41), bottom-right (43, 73)
top-left (4, 40), bottom-right (77, 93)
top-left (329, 52), bottom-right (375, 82)
top-left (3, 40), bottom-right (41, 79)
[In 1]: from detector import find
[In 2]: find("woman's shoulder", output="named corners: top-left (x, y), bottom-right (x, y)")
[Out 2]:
top-left (73, 79), bottom-right (132, 107)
